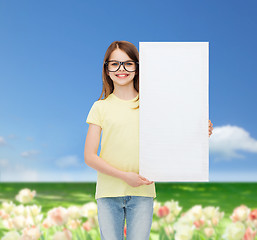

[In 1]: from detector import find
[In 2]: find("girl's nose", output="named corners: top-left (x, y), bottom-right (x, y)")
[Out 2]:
top-left (119, 64), bottom-right (126, 71)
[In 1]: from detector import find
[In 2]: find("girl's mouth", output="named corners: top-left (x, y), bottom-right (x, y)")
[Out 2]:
top-left (115, 74), bottom-right (129, 79)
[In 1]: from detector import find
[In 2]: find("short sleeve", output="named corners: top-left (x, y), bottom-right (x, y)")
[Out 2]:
top-left (86, 101), bottom-right (102, 128)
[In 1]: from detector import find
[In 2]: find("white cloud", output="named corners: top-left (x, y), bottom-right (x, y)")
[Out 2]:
top-left (55, 155), bottom-right (81, 168)
top-left (210, 125), bottom-right (257, 161)
top-left (0, 136), bottom-right (6, 146)
top-left (21, 150), bottom-right (39, 158)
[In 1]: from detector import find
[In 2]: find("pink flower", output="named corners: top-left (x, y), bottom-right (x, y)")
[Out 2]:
top-left (204, 227), bottom-right (214, 238)
top-left (42, 217), bottom-right (53, 228)
top-left (157, 206), bottom-right (170, 218)
top-left (231, 205), bottom-right (250, 222)
top-left (248, 209), bottom-right (257, 221)
top-left (243, 226), bottom-right (257, 240)
top-left (21, 225), bottom-right (41, 240)
top-left (68, 219), bottom-right (81, 229)
top-left (0, 210), bottom-right (9, 220)
top-left (47, 207), bottom-right (68, 226)
top-left (82, 220), bottom-right (91, 231)
top-left (212, 216), bottom-right (219, 226)
top-left (194, 219), bottom-right (205, 229)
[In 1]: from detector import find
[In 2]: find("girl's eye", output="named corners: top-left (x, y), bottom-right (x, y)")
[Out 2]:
top-left (125, 62), bottom-right (134, 66)
top-left (111, 63), bottom-right (118, 66)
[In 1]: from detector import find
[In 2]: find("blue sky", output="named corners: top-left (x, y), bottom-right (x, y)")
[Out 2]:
top-left (0, 0), bottom-right (257, 182)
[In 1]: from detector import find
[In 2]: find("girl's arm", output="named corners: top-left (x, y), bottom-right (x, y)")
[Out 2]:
top-left (84, 123), bottom-right (125, 180)
top-left (84, 124), bottom-right (153, 187)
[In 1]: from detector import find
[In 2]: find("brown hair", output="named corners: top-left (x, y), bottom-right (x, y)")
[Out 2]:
top-left (98, 40), bottom-right (139, 109)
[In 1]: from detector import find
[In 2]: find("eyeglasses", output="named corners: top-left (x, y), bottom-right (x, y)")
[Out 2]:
top-left (105, 60), bottom-right (139, 72)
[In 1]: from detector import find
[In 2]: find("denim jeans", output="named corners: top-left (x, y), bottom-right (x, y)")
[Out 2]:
top-left (96, 195), bottom-right (154, 240)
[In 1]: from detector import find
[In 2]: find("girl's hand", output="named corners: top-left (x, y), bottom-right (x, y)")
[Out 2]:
top-left (209, 119), bottom-right (213, 137)
top-left (122, 172), bottom-right (154, 187)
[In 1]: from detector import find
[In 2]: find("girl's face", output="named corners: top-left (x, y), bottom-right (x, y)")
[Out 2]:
top-left (107, 48), bottom-right (136, 87)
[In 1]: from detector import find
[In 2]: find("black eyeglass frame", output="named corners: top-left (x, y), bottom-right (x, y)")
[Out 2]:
top-left (104, 60), bottom-right (139, 72)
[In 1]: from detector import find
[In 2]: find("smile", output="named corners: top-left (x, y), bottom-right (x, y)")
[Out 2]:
top-left (115, 74), bottom-right (129, 78)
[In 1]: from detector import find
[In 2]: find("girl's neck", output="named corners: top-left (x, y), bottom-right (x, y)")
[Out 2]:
top-left (113, 90), bottom-right (138, 101)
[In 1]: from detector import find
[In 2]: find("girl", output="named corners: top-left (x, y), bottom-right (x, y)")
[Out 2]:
top-left (84, 40), bottom-right (214, 240)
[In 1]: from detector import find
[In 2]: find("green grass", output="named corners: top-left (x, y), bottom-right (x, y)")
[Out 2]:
top-left (0, 182), bottom-right (257, 238)
top-left (0, 182), bottom-right (96, 212)
top-left (1, 182), bottom-right (257, 215)
top-left (156, 182), bottom-right (257, 218)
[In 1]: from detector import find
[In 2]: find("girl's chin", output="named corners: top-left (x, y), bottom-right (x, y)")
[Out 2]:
top-left (114, 79), bottom-right (133, 85)
top-left (114, 77), bottom-right (133, 82)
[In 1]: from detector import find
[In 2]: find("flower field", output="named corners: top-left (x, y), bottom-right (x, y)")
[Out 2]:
top-left (0, 182), bottom-right (257, 240)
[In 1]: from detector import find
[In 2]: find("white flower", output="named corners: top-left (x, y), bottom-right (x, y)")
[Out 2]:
top-left (164, 200), bottom-right (182, 216)
top-left (52, 229), bottom-right (72, 240)
top-left (42, 217), bottom-right (54, 229)
top-left (203, 206), bottom-right (217, 219)
top-left (1, 231), bottom-right (21, 240)
top-left (11, 215), bottom-right (27, 230)
top-left (22, 214), bottom-right (43, 227)
top-left (67, 219), bottom-right (81, 229)
top-left (2, 218), bottom-right (14, 230)
top-left (188, 205), bottom-right (203, 221)
top-left (88, 215), bottom-right (99, 228)
top-left (222, 221), bottom-right (246, 240)
top-left (165, 213), bottom-right (176, 223)
top-left (24, 215), bottom-right (35, 226)
top-left (34, 214), bottom-right (44, 225)
top-left (47, 207), bottom-right (68, 226)
top-left (204, 227), bottom-right (215, 238)
top-left (67, 206), bottom-right (81, 219)
top-left (246, 217), bottom-right (257, 229)
top-left (26, 205), bottom-right (41, 217)
top-left (13, 205), bottom-right (26, 217)
top-left (0, 209), bottom-right (10, 220)
top-left (174, 213), bottom-right (194, 227)
top-left (164, 225), bottom-right (174, 236)
top-left (2, 202), bottom-right (15, 214)
top-left (174, 224), bottom-right (195, 240)
top-left (203, 206), bottom-right (224, 226)
top-left (151, 220), bottom-right (160, 231)
top-left (230, 204), bottom-right (251, 222)
top-left (153, 200), bottom-right (161, 215)
top-left (82, 215), bottom-right (99, 231)
top-left (15, 188), bottom-right (36, 204)
top-left (21, 226), bottom-right (41, 240)
top-left (81, 202), bottom-right (97, 218)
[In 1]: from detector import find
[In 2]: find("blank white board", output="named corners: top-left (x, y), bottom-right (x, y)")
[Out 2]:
top-left (139, 42), bottom-right (209, 182)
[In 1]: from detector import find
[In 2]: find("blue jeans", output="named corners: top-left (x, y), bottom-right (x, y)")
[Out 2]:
top-left (97, 195), bottom-right (154, 240)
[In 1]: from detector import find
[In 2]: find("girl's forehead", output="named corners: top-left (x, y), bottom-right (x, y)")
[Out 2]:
top-left (109, 49), bottom-right (132, 61)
